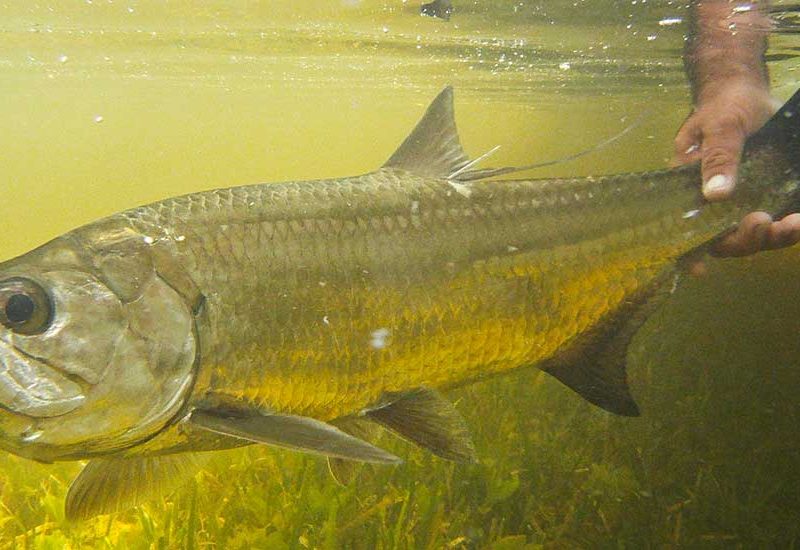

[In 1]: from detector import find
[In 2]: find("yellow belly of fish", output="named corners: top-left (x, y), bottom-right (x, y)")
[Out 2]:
top-left (207, 228), bottom-right (696, 422)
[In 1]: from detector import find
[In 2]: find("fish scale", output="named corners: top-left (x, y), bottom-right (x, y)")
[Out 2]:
top-left (117, 162), bottom-right (745, 421)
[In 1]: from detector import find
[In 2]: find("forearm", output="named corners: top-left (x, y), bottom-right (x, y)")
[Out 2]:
top-left (685, 1), bottom-right (771, 104)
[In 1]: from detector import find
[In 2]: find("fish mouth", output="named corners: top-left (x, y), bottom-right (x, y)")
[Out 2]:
top-left (0, 340), bottom-right (85, 418)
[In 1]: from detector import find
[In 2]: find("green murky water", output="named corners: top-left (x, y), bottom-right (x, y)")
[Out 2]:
top-left (1, 1), bottom-right (799, 547)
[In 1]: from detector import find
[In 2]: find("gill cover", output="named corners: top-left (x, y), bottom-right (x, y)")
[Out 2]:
top-left (0, 219), bottom-right (199, 462)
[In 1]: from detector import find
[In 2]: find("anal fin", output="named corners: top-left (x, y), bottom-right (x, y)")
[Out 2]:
top-left (190, 408), bottom-right (400, 464)
top-left (366, 388), bottom-right (477, 463)
top-left (541, 268), bottom-right (679, 417)
top-left (65, 454), bottom-right (202, 521)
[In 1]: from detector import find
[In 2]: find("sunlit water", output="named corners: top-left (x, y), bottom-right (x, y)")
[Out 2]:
top-left (1, 1), bottom-right (799, 547)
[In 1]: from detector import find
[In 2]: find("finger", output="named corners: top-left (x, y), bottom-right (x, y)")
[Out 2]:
top-left (673, 120), bottom-right (702, 166)
top-left (699, 124), bottom-right (747, 201)
top-left (763, 212), bottom-right (800, 250)
top-left (711, 211), bottom-right (772, 257)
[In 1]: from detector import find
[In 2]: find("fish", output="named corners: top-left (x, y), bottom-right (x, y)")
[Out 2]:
top-left (0, 87), bottom-right (798, 520)
top-left (421, 0), bottom-right (454, 20)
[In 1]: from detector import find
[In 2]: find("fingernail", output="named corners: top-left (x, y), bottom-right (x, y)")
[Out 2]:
top-left (703, 174), bottom-right (731, 198)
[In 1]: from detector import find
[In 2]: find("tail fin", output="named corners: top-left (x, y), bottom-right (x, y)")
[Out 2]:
top-left (745, 89), bottom-right (800, 155)
top-left (744, 89), bottom-right (800, 215)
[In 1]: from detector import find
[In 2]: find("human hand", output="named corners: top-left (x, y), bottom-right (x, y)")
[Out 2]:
top-left (674, 81), bottom-right (800, 257)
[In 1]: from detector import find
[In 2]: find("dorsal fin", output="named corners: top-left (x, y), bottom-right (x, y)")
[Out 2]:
top-left (365, 388), bottom-right (477, 463)
top-left (383, 86), bottom-right (472, 179)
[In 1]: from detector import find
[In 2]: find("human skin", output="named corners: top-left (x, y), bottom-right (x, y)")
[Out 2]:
top-left (675, 0), bottom-right (800, 256)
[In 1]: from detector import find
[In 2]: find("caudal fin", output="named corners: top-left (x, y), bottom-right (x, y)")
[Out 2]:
top-left (744, 89), bottom-right (800, 214)
top-left (746, 89), bottom-right (800, 155)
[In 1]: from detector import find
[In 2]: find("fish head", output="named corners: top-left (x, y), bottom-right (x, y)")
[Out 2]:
top-left (0, 220), bottom-right (197, 462)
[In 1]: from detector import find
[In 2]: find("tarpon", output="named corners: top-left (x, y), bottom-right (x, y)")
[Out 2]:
top-left (0, 87), bottom-right (798, 520)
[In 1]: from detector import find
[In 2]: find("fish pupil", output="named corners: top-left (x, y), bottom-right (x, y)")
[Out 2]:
top-left (6, 293), bottom-right (35, 324)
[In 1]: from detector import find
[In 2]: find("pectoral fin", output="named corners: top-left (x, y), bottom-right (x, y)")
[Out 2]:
top-left (65, 454), bottom-right (201, 521)
top-left (542, 269), bottom-right (679, 417)
top-left (366, 388), bottom-right (477, 463)
top-left (190, 408), bottom-right (400, 464)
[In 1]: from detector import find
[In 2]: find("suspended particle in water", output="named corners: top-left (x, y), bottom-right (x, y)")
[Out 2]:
top-left (93, 115), bottom-right (104, 123)
top-left (21, 430), bottom-right (43, 443)
top-left (370, 328), bottom-right (391, 349)
top-left (682, 209), bottom-right (701, 219)
top-left (658, 16), bottom-right (683, 26)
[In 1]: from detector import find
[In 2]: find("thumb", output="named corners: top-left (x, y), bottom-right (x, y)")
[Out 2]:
top-left (700, 125), bottom-right (746, 201)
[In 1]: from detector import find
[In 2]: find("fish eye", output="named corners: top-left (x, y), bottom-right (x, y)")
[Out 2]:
top-left (0, 278), bottom-right (53, 335)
